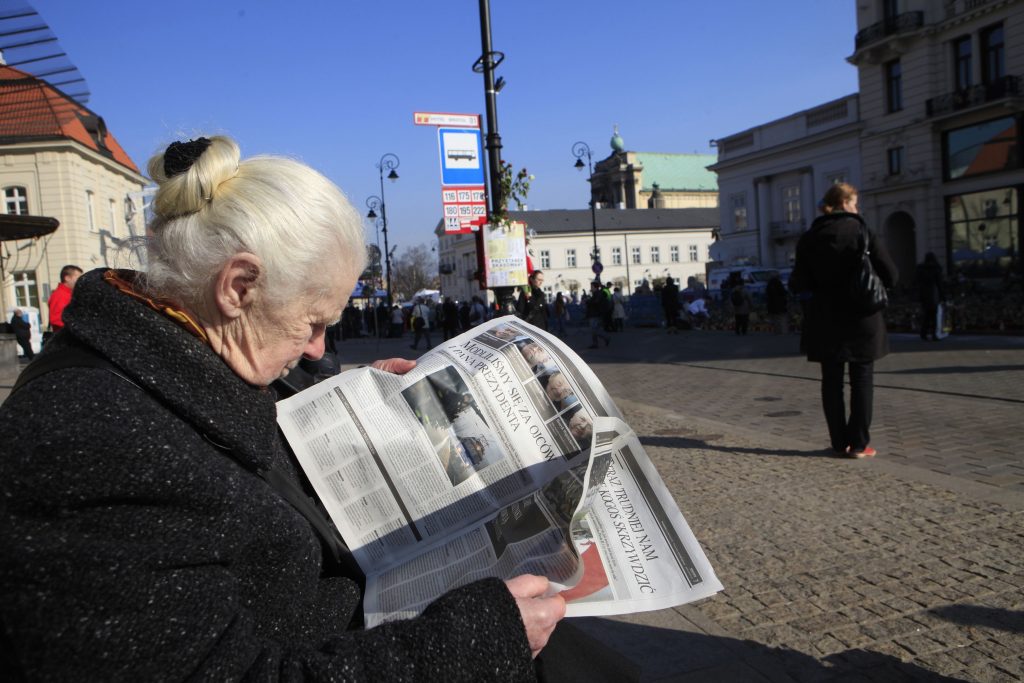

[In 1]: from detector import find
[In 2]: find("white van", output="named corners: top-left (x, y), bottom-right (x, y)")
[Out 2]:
top-left (707, 267), bottom-right (780, 299)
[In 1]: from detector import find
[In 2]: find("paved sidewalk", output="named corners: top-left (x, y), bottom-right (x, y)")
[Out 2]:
top-left (3, 326), bottom-right (1022, 681)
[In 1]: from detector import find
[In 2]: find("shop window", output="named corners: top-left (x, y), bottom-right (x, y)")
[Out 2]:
top-left (948, 187), bottom-right (1019, 283)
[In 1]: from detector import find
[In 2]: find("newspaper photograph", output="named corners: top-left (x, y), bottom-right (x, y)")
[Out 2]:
top-left (277, 316), bottom-right (722, 627)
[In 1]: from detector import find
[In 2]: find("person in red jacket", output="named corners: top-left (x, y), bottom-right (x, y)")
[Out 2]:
top-left (48, 264), bottom-right (82, 332)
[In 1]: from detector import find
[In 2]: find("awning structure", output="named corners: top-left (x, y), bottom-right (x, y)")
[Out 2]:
top-left (0, 213), bottom-right (59, 241)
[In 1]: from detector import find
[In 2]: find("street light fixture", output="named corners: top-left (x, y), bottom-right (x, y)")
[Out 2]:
top-left (367, 153), bottom-right (399, 305)
top-left (571, 141), bottom-right (599, 271)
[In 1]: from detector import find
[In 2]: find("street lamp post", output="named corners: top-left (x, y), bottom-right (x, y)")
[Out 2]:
top-left (572, 141), bottom-right (599, 273)
top-left (364, 199), bottom-right (385, 338)
top-left (366, 153), bottom-right (399, 306)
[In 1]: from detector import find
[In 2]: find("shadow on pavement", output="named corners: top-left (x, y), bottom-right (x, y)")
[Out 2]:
top-left (878, 364), bottom-right (1024, 375)
top-left (929, 604), bottom-right (1024, 634)
top-left (639, 434), bottom-right (833, 459)
top-left (537, 618), bottom-right (967, 682)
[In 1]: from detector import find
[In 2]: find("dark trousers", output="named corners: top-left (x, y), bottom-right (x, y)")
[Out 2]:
top-left (411, 322), bottom-right (431, 349)
top-left (820, 360), bottom-right (874, 452)
top-left (735, 314), bottom-right (749, 335)
top-left (920, 304), bottom-right (938, 339)
top-left (16, 335), bottom-right (34, 360)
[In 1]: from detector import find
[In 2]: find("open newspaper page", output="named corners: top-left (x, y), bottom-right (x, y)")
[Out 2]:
top-left (277, 316), bottom-right (721, 626)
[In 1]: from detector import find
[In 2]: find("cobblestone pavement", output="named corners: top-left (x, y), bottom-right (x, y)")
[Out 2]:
top-left (3, 325), bottom-right (1023, 681)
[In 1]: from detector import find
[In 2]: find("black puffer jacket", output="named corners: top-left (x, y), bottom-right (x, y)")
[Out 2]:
top-left (789, 212), bottom-right (899, 363)
top-left (0, 269), bottom-right (534, 682)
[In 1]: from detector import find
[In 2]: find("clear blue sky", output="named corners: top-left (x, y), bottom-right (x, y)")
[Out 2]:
top-left (30, 0), bottom-right (858, 254)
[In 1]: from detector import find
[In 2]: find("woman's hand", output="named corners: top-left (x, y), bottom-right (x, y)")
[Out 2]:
top-left (505, 574), bottom-right (566, 658)
top-left (370, 358), bottom-right (417, 375)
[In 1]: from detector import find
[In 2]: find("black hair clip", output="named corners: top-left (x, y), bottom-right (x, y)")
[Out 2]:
top-left (164, 137), bottom-right (212, 178)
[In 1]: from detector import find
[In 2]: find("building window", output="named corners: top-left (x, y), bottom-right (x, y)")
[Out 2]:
top-left (887, 146), bottom-right (905, 176)
top-left (689, 245), bottom-right (699, 262)
top-left (948, 187), bottom-right (1017, 282)
top-left (540, 249), bottom-right (550, 269)
top-left (953, 36), bottom-right (972, 90)
top-left (670, 245), bottom-right (680, 262)
top-left (592, 246), bottom-right (601, 262)
top-left (650, 246), bottom-right (660, 264)
top-left (631, 246), bottom-right (641, 264)
top-left (611, 246), bottom-right (622, 265)
top-left (783, 186), bottom-right (801, 223)
top-left (886, 60), bottom-right (902, 113)
top-left (981, 23), bottom-right (1005, 84)
top-left (566, 248), bottom-right (577, 267)
top-left (732, 193), bottom-right (747, 229)
top-left (13, 270), bottom-right (39, 309)
top-left (944, 115), bottom-right (1019, 180)
top-left (108, 198), bottom-right (117, 233)
top-left (4, 186), bottom-right (28, 215)
top-left (85, 190), bottom-right (96, 231)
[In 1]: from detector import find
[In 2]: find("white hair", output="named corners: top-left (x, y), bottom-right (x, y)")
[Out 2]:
top-left (145, 135), bottom-right (365, 311)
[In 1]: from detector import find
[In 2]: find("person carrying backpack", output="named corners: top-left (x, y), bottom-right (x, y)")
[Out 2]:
top-left (409, 297), bottom-right (432, 350)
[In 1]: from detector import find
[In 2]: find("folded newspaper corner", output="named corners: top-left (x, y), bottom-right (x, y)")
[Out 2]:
top-left (277, 316), bottom-right (722, 628)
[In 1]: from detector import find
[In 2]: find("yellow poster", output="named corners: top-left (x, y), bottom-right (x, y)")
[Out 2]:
top-left (483, 221), bottom-right (528, 287)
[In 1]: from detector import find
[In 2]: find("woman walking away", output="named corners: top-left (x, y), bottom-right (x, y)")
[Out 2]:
top-left (789, 182), bottom-right (897, 459)
top-left (917, 252), bottom-right (946, 341)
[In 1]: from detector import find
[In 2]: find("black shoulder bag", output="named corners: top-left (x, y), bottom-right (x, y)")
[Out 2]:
top-left (849, 224), bottom-right (888, 316)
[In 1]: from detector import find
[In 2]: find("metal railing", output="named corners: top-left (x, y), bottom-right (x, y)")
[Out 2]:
top-left (926, 75), bottom-right (1021, 117)
top-left (854, 11), bottom-right (924, 50)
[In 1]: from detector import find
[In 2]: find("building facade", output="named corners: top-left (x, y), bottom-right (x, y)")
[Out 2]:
top-left (1, 64), bottom-right (148, 324)
top-left (435, 208), bottom-right (718, 303)
top-left (588, 129), bottom-right (718, 210)
top-left (711, 0), bottom-right (1023, 289)
top-left (709, 95), bottom-right (863, 269)
top-left (851, 0), bottom-right (1023, 288)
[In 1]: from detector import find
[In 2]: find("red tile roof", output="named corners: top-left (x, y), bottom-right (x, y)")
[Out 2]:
top-left (0, 64), bottom-right (139, 173)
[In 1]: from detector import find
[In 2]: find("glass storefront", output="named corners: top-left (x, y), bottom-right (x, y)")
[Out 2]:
top-left (947, 186), bottom-right (1019, 284)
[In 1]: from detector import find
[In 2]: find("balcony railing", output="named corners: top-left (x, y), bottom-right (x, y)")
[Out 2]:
top-left (854, 11), bottom-right (924, 50)
top-left (926, 75), bottom-right (1021, 117)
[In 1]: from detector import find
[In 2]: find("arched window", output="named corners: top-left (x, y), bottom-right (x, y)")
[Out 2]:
top-left (4, 186), bottom-right (28, 215)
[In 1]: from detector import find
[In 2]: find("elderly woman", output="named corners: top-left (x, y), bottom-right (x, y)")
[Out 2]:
top-left (0, 136), bottom-right (563, 680)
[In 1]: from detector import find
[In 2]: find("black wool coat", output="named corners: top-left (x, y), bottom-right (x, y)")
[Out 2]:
top-left (0, 269), bottom-right (535, 682)
top-left (789, 212), bottom-right (899, 363)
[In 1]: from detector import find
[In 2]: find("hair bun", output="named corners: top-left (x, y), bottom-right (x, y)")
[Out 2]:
top-left (148, 135), bottom-right (241, 219)
top-left (163, 138), bottom-right (212, 178)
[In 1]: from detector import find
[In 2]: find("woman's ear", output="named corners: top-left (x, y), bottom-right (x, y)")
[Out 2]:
top-left (214, 253), bottom-right (262, 319)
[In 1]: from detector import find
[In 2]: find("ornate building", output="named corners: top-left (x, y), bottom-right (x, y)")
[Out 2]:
top-left (850, 0), bottom-right (1023, 288)
top-left (589, 128), bottom-right (718, 210)
top-left (435, 208), bottom-right (718, 303)
top-left (711, 0), bottom-right (1024, 289)
top-left (1, 63), bottom-right (148, 326)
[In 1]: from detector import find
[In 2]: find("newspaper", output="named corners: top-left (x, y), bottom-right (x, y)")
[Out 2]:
top-left (277, 316), bottom-right (722, 627)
